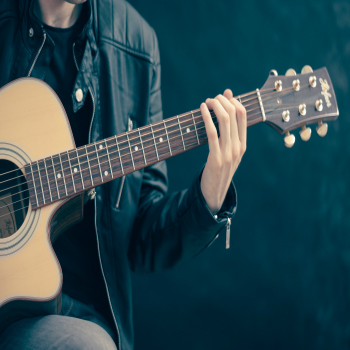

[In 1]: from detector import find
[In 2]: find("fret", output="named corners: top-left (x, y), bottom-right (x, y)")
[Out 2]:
top-left (94, 142), bottom-right (104, 182)
top-left (191, 111), bottom-right (200, 145)
top-left (66, 151), bottom-right (76, 193)
top-left (104, 140), bottom-right (114, 178)
top-left (256, 89), bottom-right (266, 122)
top-left (177, 116), bottom-right (186, 150)
top-left (50, 156), bottom-right (60, 199)
top-left (138, 129), bottom-right (147, 165)
top-left (84, 145), bottom-right (94, 186)
top-left (37, 160), bottom-right (49, 203)
top-left (163, 120), bottom-right (172, 156)
top-left (35, 161), bottom-right (46, 204)
top-left (58, 153), bottom-right (68, 196)
top-left (75, 149), bottom-right (85, 189)
top-left (150, 125), bottom-right (159, 161)
top-left (115, 136), bottom-right (124, 174)
top-left (125, 132), bottom-right (135, 170)
top-left (29, 163), bottom-right (39, 206)
top-left (43, 158), bottom-right (53, 202)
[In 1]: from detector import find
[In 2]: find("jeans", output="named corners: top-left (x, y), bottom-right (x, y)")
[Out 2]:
top-left (0, 294), bottom-right (118, 350)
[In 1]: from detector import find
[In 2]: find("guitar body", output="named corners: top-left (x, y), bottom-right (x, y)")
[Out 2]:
top-left (0, 78), bottom-right (83, 333)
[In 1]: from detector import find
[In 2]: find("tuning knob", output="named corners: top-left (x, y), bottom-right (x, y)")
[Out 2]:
top-left (299, 125), bottom-right (312, 141)
top-left (316, 121), bottom-right (328, 137)
top-left (284, 131), bottom-right (295, 148)
top-left (269, 69), bottom-right (278, 76)
top-left (285, 68), bottom-right (297, 76)
top-left (301, 65), bottom-right (313, 74)
top-left (315, 99), bottom-right (323, 111)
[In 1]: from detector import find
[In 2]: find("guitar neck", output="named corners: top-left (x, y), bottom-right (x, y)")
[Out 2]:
top-left (26, 90), bottom-right (264, 209)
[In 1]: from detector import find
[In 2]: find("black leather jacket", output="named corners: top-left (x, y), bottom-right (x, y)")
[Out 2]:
top-left (0, 0), bottom-right (237, 349)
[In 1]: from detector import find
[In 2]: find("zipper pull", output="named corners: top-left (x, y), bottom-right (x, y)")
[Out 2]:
top-left (226, 217), bottom-right (231, 249)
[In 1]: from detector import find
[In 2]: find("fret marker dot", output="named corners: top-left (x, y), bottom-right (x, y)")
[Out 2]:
top-left (134, 146), bottom-right (138, 151)
top-left (74, 168), bottom-right (78, 173)
top-left (99, 145), bottom-right (103, 150)
top-left (104, 171), bottom-right (108, 176)
top-left (57, 173), bottom-right (61, 179)
top-left (159, 137), bottom-right (163, 142)
top-left (186, 128), bottom-right (190, 133)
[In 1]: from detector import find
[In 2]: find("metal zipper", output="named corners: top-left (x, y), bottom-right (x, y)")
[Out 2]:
top-left (27, 32), bottom-right (47, 77)
top-left (74, 43), bottom-right (122, 350)
top-left (115, 117), bottom-right (133, 208)
top-left (226, 217), bottom-right (231, 249)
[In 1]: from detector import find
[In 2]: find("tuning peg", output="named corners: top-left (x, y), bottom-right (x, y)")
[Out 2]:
top-left (299, 125), bottom-right (312, 141)
top-left (285, 68), bottom-right (297, 76)
top-left (316, 121), bottom-right (328, 137)
top-left (315, 99), bottom-right (323, 111)
top-left (284, 131), bottom-right (295, 148)
top-left (269, 69), bottom-right (278, 76)
top-left (301, 65), bottom-right (313, 74)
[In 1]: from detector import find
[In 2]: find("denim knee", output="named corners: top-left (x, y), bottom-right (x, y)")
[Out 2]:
top-left (0, 315), bottom-right (118, 350)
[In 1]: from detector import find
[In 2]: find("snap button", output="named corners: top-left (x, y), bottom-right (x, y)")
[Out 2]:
top-left (214, 215), bottom-right (218, 220)
top-left (29, 28), bottom-right (34, 37)
top-left (75, 88), bottom-right (83, 102)
top-left (88, 189), bottom-right (96, 200)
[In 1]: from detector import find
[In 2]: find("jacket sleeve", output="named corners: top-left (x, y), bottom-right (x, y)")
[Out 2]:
top-left (127, 29), bottom-right (237, 273)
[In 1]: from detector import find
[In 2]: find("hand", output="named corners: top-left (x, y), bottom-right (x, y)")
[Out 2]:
top-left (200, 89), bottom-right (247, 214)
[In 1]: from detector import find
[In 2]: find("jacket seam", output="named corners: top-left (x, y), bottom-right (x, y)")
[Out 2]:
top-left (0, 13), bottom-right (17, 21)
top-left (99, 37), bottom-right (154, 64)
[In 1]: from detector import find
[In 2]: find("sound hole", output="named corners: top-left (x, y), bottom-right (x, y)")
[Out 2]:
top-left (0, 160), bottom-right (29, 238)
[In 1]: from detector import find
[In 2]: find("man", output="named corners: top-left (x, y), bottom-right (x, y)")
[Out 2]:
top-left (0, 0), bottom-right (246, 349)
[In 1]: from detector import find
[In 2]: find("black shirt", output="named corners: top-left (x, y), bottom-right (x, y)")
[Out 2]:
top-left (42, 13), bottom-right (112, 324)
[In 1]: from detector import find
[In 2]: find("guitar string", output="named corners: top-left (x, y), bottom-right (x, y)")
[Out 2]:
top-left (0, 84), bottom-right (301, 184)
top-left (1, 82), bottom-right (304, 183)
top-left (0, 127), bottom-right (212, 218)
top-left (0, 101), bottom-right (308, 211)
top-left (0, 94), bottom-right (313, 204)
top-left (0, 88), bottom-right (263, 180)
top-left (0, 119), bottom-right (220, 204)
top-left (0, 104), bottom-right (299, 219)
top-left (0, 111), bottom-right (277, 219)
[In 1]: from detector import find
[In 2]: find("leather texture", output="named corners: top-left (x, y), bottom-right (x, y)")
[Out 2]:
top-left (0, 1), bottom-right (237, 349)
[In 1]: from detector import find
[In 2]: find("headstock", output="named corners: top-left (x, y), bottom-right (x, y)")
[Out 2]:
top-left (259, 66), bottom-right (339, 147)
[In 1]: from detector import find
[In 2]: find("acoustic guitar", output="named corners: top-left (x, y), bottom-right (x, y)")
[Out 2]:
top-left (0, 66), bottom-right (339, 333)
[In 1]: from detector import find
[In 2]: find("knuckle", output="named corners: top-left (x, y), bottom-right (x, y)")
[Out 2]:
top-left (237, 104), bottom-right (247, 118)
top-left (227, 103), bottom-right (236, 114)
top-left (212, 98), bottom-right (218, 104)
top-left (207, 129), bottom-right (217, 140)
top-left (241, 144), bottom-right (247, 155)
top-left (221, 112), bottom-right (230, 123)
top-left (224, 153), bottom-right (232, 165)
top-left (232, 146), bottom-right (240, 159)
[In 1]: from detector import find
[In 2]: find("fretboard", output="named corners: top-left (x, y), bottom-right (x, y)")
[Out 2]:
top-left (25, 91), bottom-right (264, 209)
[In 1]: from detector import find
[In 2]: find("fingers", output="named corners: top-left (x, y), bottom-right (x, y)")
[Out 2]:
top-left (200, 102), bottom-right (220, 157)
top-left (203, 90), bottom-right (247, 161)
top-left (223, 89), bottom-right (233, 100)
top-left (205, 97), bottom-right (230, 153)
top-left (214, 94), bottom-right (239, 151)
top-left (229, 98), bottom-right (247, 155)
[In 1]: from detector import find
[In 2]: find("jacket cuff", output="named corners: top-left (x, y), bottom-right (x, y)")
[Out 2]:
top-left (181, 168), bottom-right (237, 243)
top-left (197, 169), bottom-right (237, 224)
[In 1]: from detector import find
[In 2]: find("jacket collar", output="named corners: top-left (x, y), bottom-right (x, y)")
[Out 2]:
top-left (18, 0), bottom-right (97, 112)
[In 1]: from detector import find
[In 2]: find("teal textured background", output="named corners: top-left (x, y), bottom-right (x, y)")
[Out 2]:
top-left (129, 1), bottom-right (350, 349)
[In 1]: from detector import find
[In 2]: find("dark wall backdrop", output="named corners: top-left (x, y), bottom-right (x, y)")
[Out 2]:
top-left (127, 0), bottom-right (350, 349)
